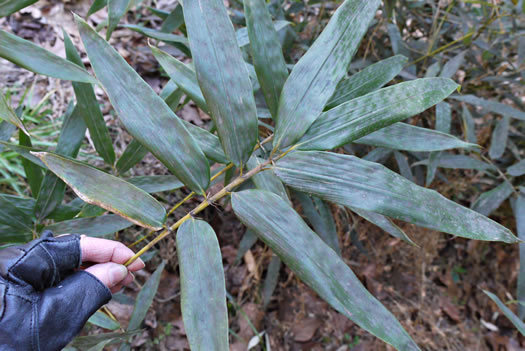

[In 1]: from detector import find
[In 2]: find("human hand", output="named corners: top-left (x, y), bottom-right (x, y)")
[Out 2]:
top-left (80, 235), bottom-right (145, 293)
top-left (0, 231), bottom-right (144, 351)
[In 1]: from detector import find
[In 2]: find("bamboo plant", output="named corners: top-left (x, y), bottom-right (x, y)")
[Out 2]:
top-left (0, 0), bottom-right (520, 349)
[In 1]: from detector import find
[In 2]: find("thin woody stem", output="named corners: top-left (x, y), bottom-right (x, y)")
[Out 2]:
top-left (124, 141), bottom-right (293, 267)
top-left (127, 135), bottom-right (274, 249)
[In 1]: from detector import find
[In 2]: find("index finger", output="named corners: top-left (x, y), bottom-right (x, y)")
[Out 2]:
top-left (80, 236), bottom-right (145, 272)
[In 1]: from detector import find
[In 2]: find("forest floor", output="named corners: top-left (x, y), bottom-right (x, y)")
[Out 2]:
top-left (1, 1), bottom-right (524, 350)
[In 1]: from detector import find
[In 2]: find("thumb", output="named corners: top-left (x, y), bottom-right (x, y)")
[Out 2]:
top-left (85, 262), bottom-right (129, 289)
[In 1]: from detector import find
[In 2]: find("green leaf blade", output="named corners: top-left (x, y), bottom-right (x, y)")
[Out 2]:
top-left (76, 16), bottom-right (210, 194)
top-left (274, 0), bottom-right (381, 149)
top-left (33, 152), bottom-right (166, 230)
top-left (177, 219), bottom-right (229, 351)
top-left (244, 0), bottom-right (289, 118)
top-left (297, 78), bottom-right (459, 151)
top-left (0, 30), bottom-right (96, 83)
top-left (231, 189), bottom-right (419, 351)
top-left (274, 151), bottom-right (518, 243)
top-left (107, 0), bottom-right (131, 40)
top-left (326, 55), bottom-right (408, 109)
top-left (183, 0), bottom-right (258, 166)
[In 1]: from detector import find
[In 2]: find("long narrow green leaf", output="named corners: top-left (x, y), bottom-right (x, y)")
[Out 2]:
top-left (236, 20), bottom-right (289, 48)
top-left (262, 255), bottom-right (281, 308)
top-left (0, 195), bottom-right (32, 231)
top-left (19, 130), bottom-right (43, 197)
top-left (35, 104), bottom-right (86, 220)
top-left (33, 152), bottom-right (166, 230)
top-left (235, 229), bottom-right (258, 264)
top-left (451, 95), bottom-right (525, 120)
top-left (107, 0), bottom-right (131, 40)
top-left (0, 121), bottom-right (16, 152)
top-left (116, 139), bottom-right (149, 174)
top-left (413, 154), bottom-right (495, 171)
top-left (294, 190), bottom-right (341, 254)
top-left (439, 51), bottom-right (466, 79)
top-left (484, 290), bottom-right (525, 336)
top-left (87, 0), bottom-right (108, 17)
top-left (471, 182), bottom-right (513, 216)
top-left (231, 189), bottom-right (419, 350)
top-left (0, 225), bottom-right (32, 244)
top-left (436, 102), bottom-right (451, 134)
top-left (0, 30), bottom-right (96, 83)
top-left (462, 104), bottom-right (477, 144)
top-left (45, 214), bottom-right (133, 237)
top-left (0, 94), bottom-right (28, 134)
top-left (177, 219), bottom-right (229, 351)
top-left (160, 5), bottom-right (184, 33)
top-left (88, 311), bottom-right (121, 331)
top-left (64, 31), bottom-right (115, 165)
top-left (296, 78), bottom-right (458, 151)
top-left (123, 25), bottom-right (189, 45)
top-left (515, 191), bottom-right (525, 319)
top-left (126, 175), bottom-right (183, 193)
top-left (489, 116), bottom-right (509, 159)
top-left (181, 121), bottom-right (229, 164)
top-left (355, 123), bottom-right (478, 152)
top-left (128, 261), bottom-right (166, 331)
top-left (274, 0), bottom-right (381, 149)
top-left (274, 151), bottom-right (518, 243)
top-left (326, 55), bottom-right (408, 109)
top-left (151, 47), bottom-right (208, 112)
top-left (76, 16), bottom-right (210, 194)
top-left (244, 0), bottom-right (288, 118)
top-left (0, 0), bottom-right (38, 17)
top-left (183, 0), bottom-right (258, 166)
top-left (508, 159), bottom-right (525, 177)
top-left (351, 208), bottom-right (415, 245)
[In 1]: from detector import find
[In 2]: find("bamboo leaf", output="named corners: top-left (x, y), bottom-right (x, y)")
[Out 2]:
top-left (508, 159), bottom-right (525, 177)
top-left (451, 95), bottom-right (525, 120)
top-left (515, 191), bottom-right (525, 319)
top-left (236, 20), bottom-right (289, 48)
top-left (0, 30), bottom-right (96, 83)
top-left (19, 130), bottom-right (43, 197)
top-left (0, 225), bottom-right (32, 244)
top-left (126, 175), bottom-right (183, 193)
top-left (326, 55), bottom-right (408, 109)
top-left (471, 182), bottom-right (513, 216)
top-left (274, 151), bottom-right (518, 243)
top-left (262, 255), bottom-right (281, 308)
top-left (483, 290), bottom-right (525, 336)
top-left (76, 16), bottom-right (210, 194)
top-left (177, 219), bottom-right (229, 351)
top-left (413, 154), bottom-right (495, 171)
top-left (183, 0), bottom-right (258, 166)
top-left (0, 93), bottom-right (28, 134)
top-left (128, 261), bottom-right (166, 331)
top-left (123, 24), bottom-right (189, 46)
top-left (0, 195), bottom-right (33, 231)
top-left (394, 151), bottom-right (415, 182)
top-left (151, 47), bottom-right (208, 112)
top-left (88, 311), bottom-right (121, 331)
top-left (0, 0), bottom-right (38, 17)
top-left (297, 78), bottom-right (459, 151)
top-left (231, 189), bottom-right (419, 350)
top-left (294, 190), bottom-right (341, 254)
top-left (107, 0), bottom-right (131, 40)
top-left (351, 208), bottom-right (415, 245)
top-left (0, 121), bottom-right (16, 152)
top-left (116, 139), bottom-right (149, 175)
top-left (71, 331), bottom-right (141, 349)
top-left (87, 0), bottom-right (107, 17)
top-left (45, 214), bottom-right (133, 237)
top-left (355, 123), bottom-right (478, 152)
top-left (64, 31), bottom-right (115, 165)
top-left (244, 0), bottom-right (289, 118)
top-left (439, 50), bottom-right (466, 79)
top-left (181, 121), bottom-right (229, 164)
top-left (462, 104), bottom-right (477, 144)
top-left (160, 5), bottom-right (184, 33)
top-left (35, 104), bottom-right (86, 220)
top-left (235, 229), bottom-right (258, 264)
top-left (33, 152), bottom-right (166, 230)
top-left (274, 0), bottom-right (381, 149)
top-left (436, 102), bottom-right (451, 134)
top-left (489, 116), bottom-right (510, 160)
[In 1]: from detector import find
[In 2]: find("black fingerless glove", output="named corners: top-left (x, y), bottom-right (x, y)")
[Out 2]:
top-left (0, 231), bottom-right (112, 351)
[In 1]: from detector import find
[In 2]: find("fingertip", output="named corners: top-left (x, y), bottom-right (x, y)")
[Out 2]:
top-left (127, 258), bottom-right (145, 272)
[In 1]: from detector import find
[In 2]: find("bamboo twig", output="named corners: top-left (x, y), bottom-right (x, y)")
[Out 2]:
top-left (124, 140), bottom-right (292, 267)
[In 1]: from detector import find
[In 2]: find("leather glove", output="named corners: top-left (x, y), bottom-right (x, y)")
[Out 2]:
top-left (0, 231), bottom-right (112, 351)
